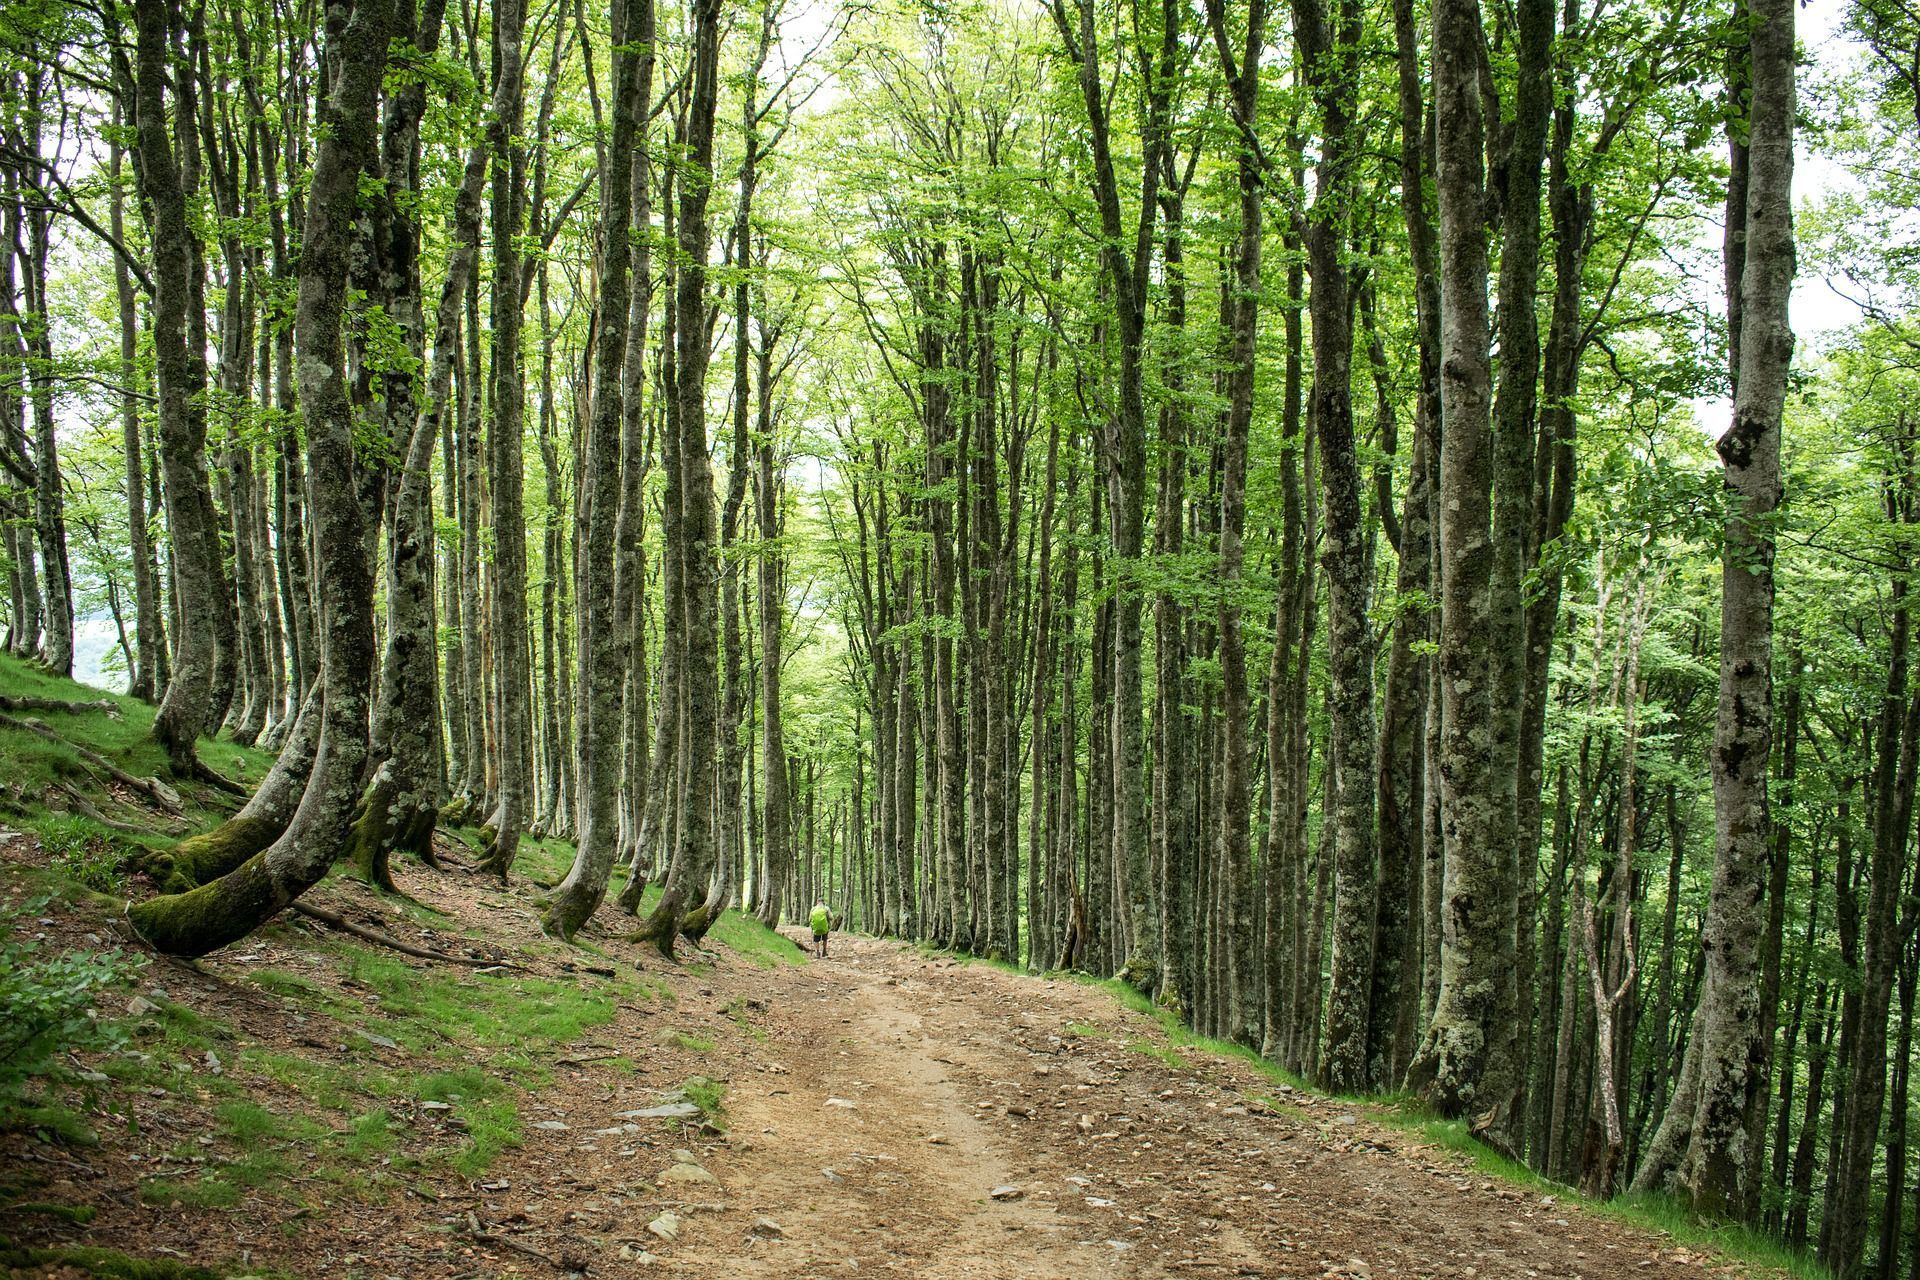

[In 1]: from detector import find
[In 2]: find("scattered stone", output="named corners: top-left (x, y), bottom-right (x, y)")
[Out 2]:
top-left (925, 1133), bottom-right (949, 1145)
top-left (825, 1097), bottom-right (857, 1109)
top-left (619, 1103), bottom-right (704, 1120)
top-left (821, 1168), bottom-right (844, 1184)
top-left (1333, 1114), bottom-right (1357, 1127)
top-left (530, 1120), bottom-right (571, 1132)
top-left (647, 1211), bottom-right (681, 1242)
top-left (749, 1216), bottom-right (785, 1239)
top-left (203, 1051), bottom-right (223, 1075)
top-left (659, 1162), bottom-right (717, 1186)
top-left (990, 1185), bottom-right (1024, 1201)
top-left (420, 1100), bottom-right (454, 1113)
top-left (356, 1030), bottom-right (400, 1050)
top-left (126, 995), bottom-right (158, 1017)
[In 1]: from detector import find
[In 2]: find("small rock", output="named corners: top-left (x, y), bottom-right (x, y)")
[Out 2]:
top-left (356, 1030), bottom-right (400, 1050)
top-left (126, 996), bottom-right (158, 1017)
top-left (531, 1120), bottom-right (571, 1131)
top-left (420, 1100), bottom-right (454, 1113)
top-left (749, 1216), bottom-right (785, 1239)
top-left (647, 1211), bottom-right (681, 1241)
top-left (925, 1133), bottom-right (949, 1145)
top-left (821, 1168), bottom-right (844, 1184)
top-left (1333, 1114), bottom-right (1357, 1126)
top-left (619, 1103), bottom-right (703, 1120)
top-left (825, 1097), bottom-right (857, 1109)
top-left (658, 1162), bottom-right (717, 1185)
top-left (990, 1185), bottom-right (1024, 1201)
top-left (203, 1051), bottom-right (223, 1075)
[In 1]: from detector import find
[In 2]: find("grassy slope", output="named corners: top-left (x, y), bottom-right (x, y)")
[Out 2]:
top-left (0, 651), bottom-right (278, 862)
top-left (0, 655), bottom-right (803, 1278)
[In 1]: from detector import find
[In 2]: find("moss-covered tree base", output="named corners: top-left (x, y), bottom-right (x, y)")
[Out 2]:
top-left (344, 762), bottom-right (440, 891)
top-left (616, 865), bottom-right (647, 915)
top-left (125, 853), bottom-right (278, 958)
top-left (1113, 953), bottom-right (1157, 995)
top-left (628, 888), bottom-right (693, 960)
top-left (139, 814), bottom-right (283, 895)
top-left (680, 902), bottom-right (715, 943)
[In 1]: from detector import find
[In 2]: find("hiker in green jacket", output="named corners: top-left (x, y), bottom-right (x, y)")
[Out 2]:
top-left (809, 902), bottom-right (832, 958)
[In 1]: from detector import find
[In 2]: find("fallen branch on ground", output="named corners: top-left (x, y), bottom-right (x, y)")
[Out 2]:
top-left (290, 901), bottom-right (532, 971)
top-left (0, 694), bottom-right (121, 719)
top-left (0, 713), bottom-right (183, 814)
top-left (47, 782), bottom-right (184, 835)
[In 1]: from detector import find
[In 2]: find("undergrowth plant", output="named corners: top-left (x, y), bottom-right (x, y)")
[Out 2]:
top-left (0, 894), bottom-right (143, 1121)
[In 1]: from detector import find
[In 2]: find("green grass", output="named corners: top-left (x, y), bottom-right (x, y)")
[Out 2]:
top-left (418, 1067), bottom-right (520, 1176)
top-left (681, 1075), bottom-right (726, 1127)
top-left (710, 908), bottom-right (808, 966)
top-left (338, 947), bottom-right (623, 1053)
top-left (660, 1029), bottom-right (715, 1052)
top-left (0, 651), bottom-right (275, 833)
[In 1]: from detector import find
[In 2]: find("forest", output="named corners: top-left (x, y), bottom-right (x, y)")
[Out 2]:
top-left (0, 0), bottom-right (1915, 1267)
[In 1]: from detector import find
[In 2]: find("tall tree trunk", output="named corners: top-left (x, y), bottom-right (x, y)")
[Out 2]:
top-left (477, 0), bottom-right (532, 881)
top-left (546, 0), bottom-right (642, 936)
top-left (637, 0), bottom-right (723, 954)
top-left (1406, 0), bottom-right (1507, 1126)
top-left (132, 0), bottom-right (230, 777)
top-left (1639, 0), bottom-right (1793, 1214)
top-left (109, 121), bottom-right (163, 701)
top-left (129, 0), bottom-right (396, 954)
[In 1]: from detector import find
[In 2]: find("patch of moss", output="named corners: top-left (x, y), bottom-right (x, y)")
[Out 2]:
top-left (0, 1237), bottom-right (218, 1279)
top-left (139, 1175), bottom-right (241, 1209)
top-left (2, 1199), bottom-right (97, 1223)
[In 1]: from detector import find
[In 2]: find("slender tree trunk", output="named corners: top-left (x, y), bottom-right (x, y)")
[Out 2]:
top-left (1643, 0), bottom-right (1793, 1214)
top-left (637, 0), bottom-right (723, 954)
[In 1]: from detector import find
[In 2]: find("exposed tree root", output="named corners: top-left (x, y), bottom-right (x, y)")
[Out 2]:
top-left (191, 758), bottom-right (249, 796)
top-left (292, 900), bottom-right (529, 971)
top-left (47, 782), bottom-right (180, 836)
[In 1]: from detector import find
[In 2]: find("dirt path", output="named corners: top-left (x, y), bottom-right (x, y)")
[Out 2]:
top-left (1, 832), bottom-right (1750, 1280)
top-left (644, 935), bottom-right (1735, 1280)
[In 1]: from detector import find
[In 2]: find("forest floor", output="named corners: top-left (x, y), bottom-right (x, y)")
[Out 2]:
top-left (0, 657), bottom-right (1788, 1279)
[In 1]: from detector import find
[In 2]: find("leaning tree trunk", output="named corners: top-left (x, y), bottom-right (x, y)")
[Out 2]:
top-left (128, 0), bottom-right (396, 956)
